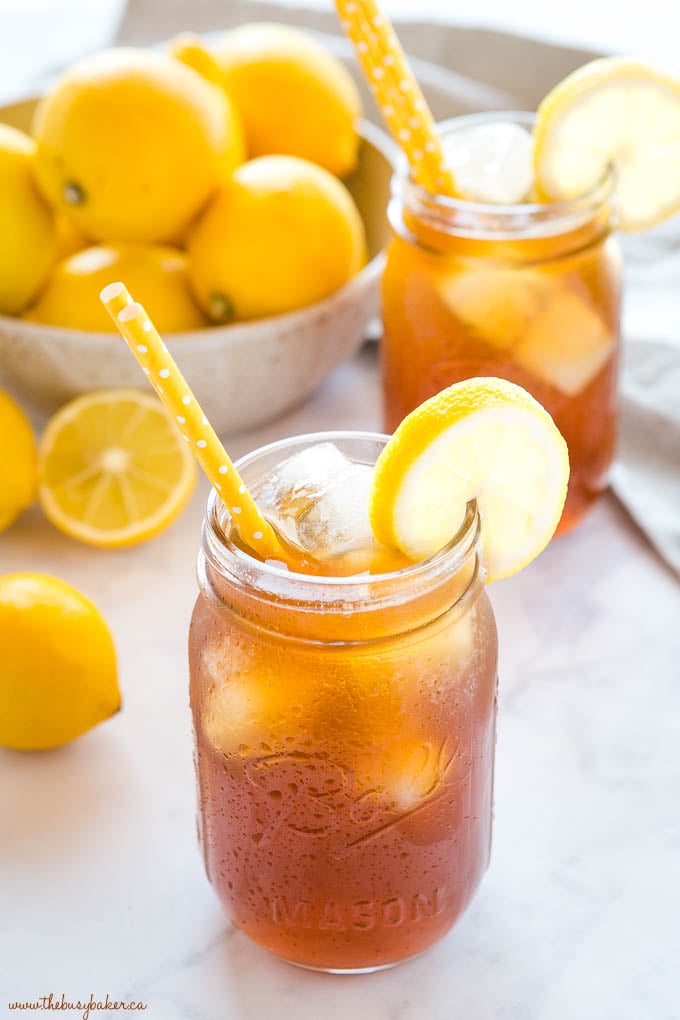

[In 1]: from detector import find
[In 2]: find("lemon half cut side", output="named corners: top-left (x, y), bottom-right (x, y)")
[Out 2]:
top-left (38, 389), bottom-right (196, 548)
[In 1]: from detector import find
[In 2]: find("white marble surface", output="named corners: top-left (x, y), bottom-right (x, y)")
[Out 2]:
top-left (1, 345), bottom-right (679, 1019)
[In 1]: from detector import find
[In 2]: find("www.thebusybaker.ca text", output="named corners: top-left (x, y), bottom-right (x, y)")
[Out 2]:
top-left (8, 993), bottom-right (147, 1019)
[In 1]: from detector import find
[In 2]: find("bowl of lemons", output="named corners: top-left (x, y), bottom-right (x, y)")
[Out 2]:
top-left (0, 25), bottom-right (394, 434)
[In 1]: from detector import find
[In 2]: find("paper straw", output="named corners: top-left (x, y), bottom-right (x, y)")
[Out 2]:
top-left (335, 0), bottom-right (457, 195)
top-left (100, 282), bottom-right (283, 560)
top-left (102, 282), bottom-right (130, 322)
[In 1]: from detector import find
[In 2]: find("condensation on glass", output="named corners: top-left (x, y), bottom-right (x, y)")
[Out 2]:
top-left (382, 113), bottom-right (622, 533)
top-left (189, 434), bottom-right (499, 972)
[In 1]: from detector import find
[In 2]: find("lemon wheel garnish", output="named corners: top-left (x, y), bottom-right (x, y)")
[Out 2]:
top-left (369, 379), bottom-right (569, 582)
top-left (533, 57), bottom-right (680, 231)
top-left (38, 389), bottom-right (196, 548)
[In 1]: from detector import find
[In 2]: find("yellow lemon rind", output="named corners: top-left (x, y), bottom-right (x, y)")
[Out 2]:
top-left (0, 571), bottom-right (120, 750)
top-left (38, 389), bottom-right (197, 549)
top-left (534, 57), bottom-right (680, 232)
top-left (369, 378), bottom-right (569, 582)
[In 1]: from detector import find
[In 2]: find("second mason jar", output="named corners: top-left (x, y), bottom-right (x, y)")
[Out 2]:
top-left (382, 112), bottom-right (622, 534)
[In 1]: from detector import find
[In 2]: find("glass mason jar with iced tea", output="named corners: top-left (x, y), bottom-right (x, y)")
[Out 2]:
top-left (189, 433), bottom-right (498, 972)
top-left (382, 113), bottom-right (622, 533)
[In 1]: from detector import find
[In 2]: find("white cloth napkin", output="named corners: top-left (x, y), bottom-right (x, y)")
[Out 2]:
top-left (17, 0), bottom-right (669, 576)
top-left (610, 223), bottom-right (680, 574)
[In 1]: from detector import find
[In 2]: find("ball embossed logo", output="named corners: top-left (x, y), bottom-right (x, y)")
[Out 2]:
top-left (245, 737), bottom-right (468, 854)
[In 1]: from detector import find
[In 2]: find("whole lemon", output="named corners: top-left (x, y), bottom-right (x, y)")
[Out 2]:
top-left (54, 213), bottom-right (89, 260)
top-left (168, 33), bottom-right (224, 86)
top-left (0, 573), bottom-right (120, 750)
top-left (0, 125), bottom-right (58, 315)
top-left (24, 244), bottom-right (207, 333)
top-left (209, 23), bottom-right (361, 177)
top-left (187, 155), bottom-right (367, 322)
top-left (0, 389), bottom-right (37, 531)
top-left (32, 48), bottom-right (245, 243)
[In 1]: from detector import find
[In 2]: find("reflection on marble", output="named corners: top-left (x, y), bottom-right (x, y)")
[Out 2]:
top-left (1, 348), bottom-right (679, 1020)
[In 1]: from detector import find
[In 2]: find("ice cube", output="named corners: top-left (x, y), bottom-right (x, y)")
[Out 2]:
top-left (443, 122), bottom-right (534, 204)
top-left (257, 442), bottom-right (376, 567)
top-left (438, 267), bottom-right (554, 350)
top-left (513, 289), bottom-right (616, 395)
top-left (379, 742), bottom-right (443, 810)
top-left (354, 738), bottom-right (454, 811)
top-left (434, 609), bottom-right (476, 670)
top-left (202, 678), bottom-right (267, 755)
top-left (201, 640), bottom-right (307, 755)
top-left (201, 638), bottom-right (272, 755)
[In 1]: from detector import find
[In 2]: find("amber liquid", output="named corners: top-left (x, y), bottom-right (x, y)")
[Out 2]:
top-left (382, 217), bottom-right (622, 533)
top-left (190, 530), bottom-right (498, 970)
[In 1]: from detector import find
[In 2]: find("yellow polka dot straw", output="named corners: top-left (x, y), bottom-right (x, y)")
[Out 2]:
top-left (100, 282), bottom-right (283, 560)
top-left (335, 0), bottom-right (457, 195)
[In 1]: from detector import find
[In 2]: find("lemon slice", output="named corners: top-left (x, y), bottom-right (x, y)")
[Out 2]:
top-left (369, 378), bottom-right (569, 581)
top-left (39, 389), bottom-right (196, 548)
top-left (534, 57), bottom-right (680, 231)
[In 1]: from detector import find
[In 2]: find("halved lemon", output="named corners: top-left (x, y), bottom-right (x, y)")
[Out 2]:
top-left (534, 57), bottom-right (680, 231)
top-left (39, 389), bottom-right (196, 548)
top-left (369, 378), bottom-right (569, 582)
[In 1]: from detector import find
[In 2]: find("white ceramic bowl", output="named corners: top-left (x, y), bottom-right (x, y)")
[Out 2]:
top-left (0, 104), bottom-right (395, 433)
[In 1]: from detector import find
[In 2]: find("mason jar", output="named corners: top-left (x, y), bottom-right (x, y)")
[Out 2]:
top-left (382, 112), bottom-right (622, 533)
top-left (189, 432), bottom-right (498, 972)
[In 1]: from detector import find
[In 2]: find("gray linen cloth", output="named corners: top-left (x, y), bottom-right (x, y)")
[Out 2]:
top-left (116, 0), bottom-right (680, 574)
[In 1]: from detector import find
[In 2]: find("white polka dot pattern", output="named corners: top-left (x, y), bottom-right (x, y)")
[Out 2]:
top-left (99, 282), bottom-right (284, 560)
top-left (334, 0), bottom-right (457, 197)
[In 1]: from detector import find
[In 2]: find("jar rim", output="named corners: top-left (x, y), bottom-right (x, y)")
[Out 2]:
top-left (201, 430), bottom-right (482, 608)
top-left (391, 110), bottom-right (617, 240)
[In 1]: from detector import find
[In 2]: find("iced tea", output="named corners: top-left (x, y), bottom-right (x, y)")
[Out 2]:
top-left (382, 113), bottom-right (622, 533)
top-left (189, 434), bottom-right (498, 971)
